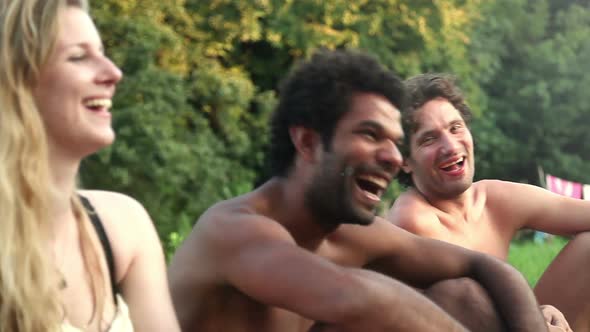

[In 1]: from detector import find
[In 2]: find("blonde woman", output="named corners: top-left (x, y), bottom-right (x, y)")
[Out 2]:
top-left (0, 0), bottom-right (180, 331)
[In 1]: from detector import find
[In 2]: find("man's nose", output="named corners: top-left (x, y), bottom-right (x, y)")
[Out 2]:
top-left (440, 132), bottom-right (460, 155)
top-left (376, 140), bottom-right (403, 169)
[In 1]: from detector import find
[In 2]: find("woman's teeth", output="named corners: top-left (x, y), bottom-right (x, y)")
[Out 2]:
top-left (85, 99), bottom-right (112, 108)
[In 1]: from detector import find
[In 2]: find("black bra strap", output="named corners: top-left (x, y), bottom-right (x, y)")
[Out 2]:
top-left (79, 195), bottom-right (119, 304)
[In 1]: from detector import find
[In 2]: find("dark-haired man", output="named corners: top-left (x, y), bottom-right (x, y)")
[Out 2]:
top-left (388, 73), bottom-right (590, 332)
top-left (169, 51), bottom-right (547, 332)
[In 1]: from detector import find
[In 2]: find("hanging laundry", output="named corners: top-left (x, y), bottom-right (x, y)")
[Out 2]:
top-left (546, 174), bottom-right (582, 199)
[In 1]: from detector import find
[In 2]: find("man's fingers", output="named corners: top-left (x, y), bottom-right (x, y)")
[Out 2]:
top-left (555, 314), bottom-right (572, 330)
top-left (541, 304), bottom-right (572, 331)
top-left (547, 323), bottom-right (566, 332)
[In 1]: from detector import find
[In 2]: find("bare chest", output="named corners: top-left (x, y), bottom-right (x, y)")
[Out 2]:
top-left (435, 209), bottom-right (512, 259)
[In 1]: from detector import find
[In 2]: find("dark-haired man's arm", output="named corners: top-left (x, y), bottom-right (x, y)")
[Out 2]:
top-left (177, 214), bottom-right (471, 331)
top-left (350, 218), bottom-right (548, 332)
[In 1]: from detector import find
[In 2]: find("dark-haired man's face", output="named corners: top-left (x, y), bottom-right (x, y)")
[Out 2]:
top-left (402, 97), bottom-right (474, 199)
top-left (305, 93), bottom-right (404, 228)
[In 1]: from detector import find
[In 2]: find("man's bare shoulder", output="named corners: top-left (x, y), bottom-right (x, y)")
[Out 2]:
top-left (179, 195), bottom-right (294, 257)
top-left (476, 179), bottom-right (542, 205)
top-left (476, 179), bottom-right (515, 192)
top-left (170, 192), bottom-right (297, 278)
top-left (477, 178), bottom-right (540, 191)
top-left (207, 195), bottom-right (293, 238)
top-left (386, 188), bottom-right (439, 235)
top-left (476, 179), bottom-right (575, 232)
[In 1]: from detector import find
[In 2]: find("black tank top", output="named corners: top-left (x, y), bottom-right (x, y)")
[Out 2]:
top-left (79, 195), bottom-right (119, 304)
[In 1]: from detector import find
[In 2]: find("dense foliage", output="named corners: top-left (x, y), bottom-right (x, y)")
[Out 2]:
top-left (81, 0), bottom-right (590, 255)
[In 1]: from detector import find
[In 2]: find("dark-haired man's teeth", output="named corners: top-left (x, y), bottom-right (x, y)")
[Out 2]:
top-left (357, 175), bottom-right (387, 189)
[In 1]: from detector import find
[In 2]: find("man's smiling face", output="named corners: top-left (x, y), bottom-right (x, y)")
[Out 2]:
top-left (403, 97), bottom-right (474, 199)
top-left (305, 92), bottom-right (404, 227)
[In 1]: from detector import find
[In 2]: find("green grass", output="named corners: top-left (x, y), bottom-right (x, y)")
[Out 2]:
top-left (508, 236), bottom-right (569, 286)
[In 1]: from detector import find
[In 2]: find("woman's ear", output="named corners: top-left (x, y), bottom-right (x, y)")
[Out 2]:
top-left (289, 126), bottom-right (321, 163)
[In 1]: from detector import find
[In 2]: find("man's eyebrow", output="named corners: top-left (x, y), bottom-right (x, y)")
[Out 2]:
top-left (357, 120), bottom-right (383, 129)
top-left (357, 120), bottom-right (405, 141)
top-left (414, 118), bottom-right (465, 138)
top-left (414, 128), bottom-right (437, 140)
top-left (449, 119), bottom-right (464, 126)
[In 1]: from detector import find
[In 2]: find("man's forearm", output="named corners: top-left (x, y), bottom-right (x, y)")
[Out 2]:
top-left (473, 256), bottom-right (547, 332)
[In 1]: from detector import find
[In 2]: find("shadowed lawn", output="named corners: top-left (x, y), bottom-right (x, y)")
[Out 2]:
top-left (508, 236), bottom-right (569, 286)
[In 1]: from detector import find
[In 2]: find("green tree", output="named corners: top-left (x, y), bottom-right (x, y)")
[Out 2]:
top-left (83, 0), bottom-right (509, 256)
top-left (474, 0), bottom-right (590, 185)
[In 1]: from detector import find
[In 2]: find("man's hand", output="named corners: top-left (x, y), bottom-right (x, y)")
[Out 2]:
top-left (541, 305), bottom-right (572, 332)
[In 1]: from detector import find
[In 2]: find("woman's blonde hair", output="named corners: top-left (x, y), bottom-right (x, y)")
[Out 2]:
top-left (0, 0), bottom-right (109, 331)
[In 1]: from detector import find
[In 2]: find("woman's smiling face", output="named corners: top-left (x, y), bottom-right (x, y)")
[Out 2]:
top-left (33, 6), bottom-right (123, 158)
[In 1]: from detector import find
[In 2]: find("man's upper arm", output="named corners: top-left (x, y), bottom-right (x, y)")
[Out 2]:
top-left (486, 180), bottom-right (590, 235)
top-left (208, 214), bottom-right (367, 323)
top-left (365, 218), bottom-right (485, 287)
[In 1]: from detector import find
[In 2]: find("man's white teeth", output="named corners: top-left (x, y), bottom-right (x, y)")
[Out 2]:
top-left (85, 99), bottom-right (112, 108)
top-left (357, 175), bottom-right (387, 189)
top-left (440, 157), bottom-right (464, 169)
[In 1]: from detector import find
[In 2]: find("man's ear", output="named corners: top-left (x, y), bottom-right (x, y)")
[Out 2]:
top-left (289, 126), bottom-right (321, 163)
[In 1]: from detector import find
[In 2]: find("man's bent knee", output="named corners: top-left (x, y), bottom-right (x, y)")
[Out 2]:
top-left (536, 232), bottom-right (590, 332)
top-left (425, 277), bottom-right (505, 332)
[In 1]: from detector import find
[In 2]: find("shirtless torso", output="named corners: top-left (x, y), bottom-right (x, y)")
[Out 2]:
top-left (169, 179), bottom-right (547, 332)
top-left (389, 74), bottom-right (587, 331)
top-left (388, 178), bottom-right (590, 260)
top-left (389, 180), bottom-right (515, 259)
top-left (389, 179), bottom-right (590, 332)
top-left (168, 182), bottom-right (375, 332)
